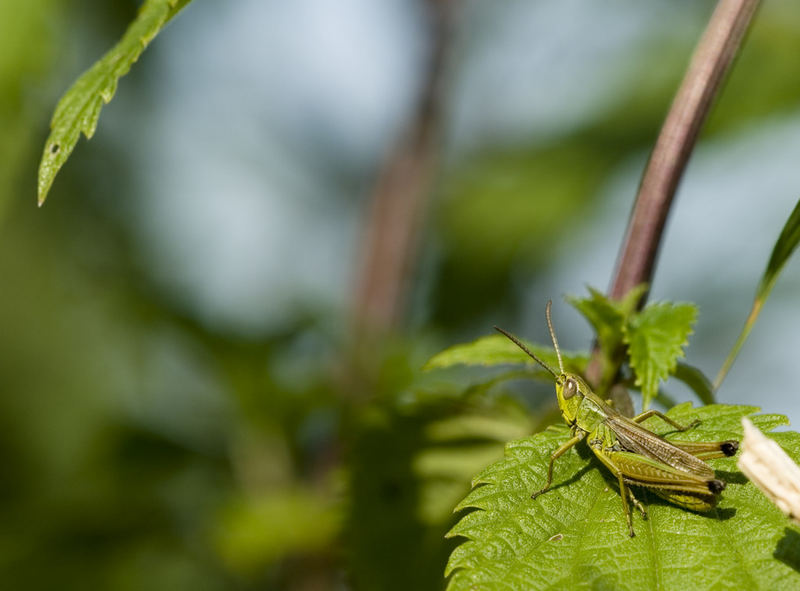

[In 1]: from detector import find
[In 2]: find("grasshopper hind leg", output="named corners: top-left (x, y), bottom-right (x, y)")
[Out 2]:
top-left (632, 409), bottom-right (700, 432)
top-left (628, 488), bottom-right (647, 520)
top-left (616, 476), bottom-right (648, 537)
top-left (619, 478), bottom-right (647, 538)
top-left (616, 474), bottom-right (636, 537)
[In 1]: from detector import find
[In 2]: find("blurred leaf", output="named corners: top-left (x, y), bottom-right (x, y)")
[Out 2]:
top-left (705, 8), bottom-right (800, 134)
top-left (424, 412), bottom-right (532, 445)
top-left (346, 408), bottom-right (457, 591)
top-left (431, 141), bottom-right (621, 329)
top-left (438, 144), bottom-right (615, 275)
top-left (654, 388), bottom-right (678, 409)
top-left (624, 302), bottom-right (697, 409)
top-left (37, 0), bottom-right (191, 204)
top-left (414, 445), bottom-right (510, 527)
top-left (446, 404), bottom-right (798, 590)
top-left (716, 197), bottom-right (800, 389)
top-left (424, 334), bottom-right (587, 377)
top-left (346, 396), bottom-right (533, 591)
top-left (0, 0), bottom-right (60, 217)
top-left (215, 488), bottom-right (341, 574)
top-left (673, 361), bottom-right (715, 406)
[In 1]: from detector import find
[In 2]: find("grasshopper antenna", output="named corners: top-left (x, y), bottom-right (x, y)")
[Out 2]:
top-left (494, 326), bottom-right (558, 378)
top-left (544, 300), bottom-right (565, 374)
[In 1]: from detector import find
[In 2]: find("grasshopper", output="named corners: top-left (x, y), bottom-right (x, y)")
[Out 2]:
top-left (496, 301), bottom-right (739, 537)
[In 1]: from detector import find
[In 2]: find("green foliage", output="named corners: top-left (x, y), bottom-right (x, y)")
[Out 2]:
top-left (673, 361), bottom-right (715, 406)
top-left (567, 285), bottom-right (646, 391)
top-left (215, 488), bottom-right (341, 574)
top-left (424, 334), bottom-right (587, 378)
top-left (716, 197), bottom-right (800, 389)
top-left (705, 9), bottom-right (800, 134)
top-left (624, 302), bottom-right (697, 409)
top-left (446, 404), bottom-right (800, 591)
top-left (567, 288), bottom-right (699, 408)
top-left (0, 0), bottom-right (59, 218)
top-left (346, 400), bottom-right (532, 591)
top-left (12, 2), bottom-right (800, 589)
top-left (567, 285), bottom-right (646, 354)
top-left (37, 0), bottom-right (191, 204)
top-left (429, 292), bottom-right (710, 410)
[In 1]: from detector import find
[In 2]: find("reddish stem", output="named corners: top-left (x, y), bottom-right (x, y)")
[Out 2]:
top-left (587, 0), bottom-right (761, 391)
top-left (352, 0), bottom-right (454, 335)
top-left (609, 0), bottom-right (761, 302)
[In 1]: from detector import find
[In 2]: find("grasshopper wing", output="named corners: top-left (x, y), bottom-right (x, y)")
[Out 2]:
top-left (607, 416), bottom-right (716, 479)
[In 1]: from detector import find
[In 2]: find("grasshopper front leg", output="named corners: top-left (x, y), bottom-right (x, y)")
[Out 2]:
top-left (588, 425), bottom-right (648, 537)
top-left (532, 433), bottom-right (585, 499)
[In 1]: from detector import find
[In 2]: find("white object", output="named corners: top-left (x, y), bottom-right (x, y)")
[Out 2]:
top-left (738, 417), bottom-right (800, 523)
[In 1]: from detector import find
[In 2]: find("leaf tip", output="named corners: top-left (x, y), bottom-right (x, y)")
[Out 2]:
top-left (37, 181), bottom-right (49, 207)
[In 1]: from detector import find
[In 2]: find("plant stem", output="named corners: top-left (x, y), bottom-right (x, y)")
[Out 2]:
top-left (587, 0), bottom-right (761, 392)
top-left (609, 0), bottom-right (761, 302)
top-left (351, 0), bottom-right (454, 336)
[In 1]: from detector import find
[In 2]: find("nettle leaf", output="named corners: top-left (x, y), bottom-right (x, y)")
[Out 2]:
top-left (424, 334), bottom-right (587, 377)
top-left (624, 302), bottom-right (697, 409)
top-left (567, 284), bottom-right (647, 354)
top-left (567, 285), bottom-right (648, 393)
top-left (37, 0), bottom-right (191, 204)
top-left (446, 404), bottom-right (800, 591)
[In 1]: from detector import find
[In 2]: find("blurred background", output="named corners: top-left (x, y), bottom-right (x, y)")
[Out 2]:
top-left (2, 0), bottom-right (800, 588)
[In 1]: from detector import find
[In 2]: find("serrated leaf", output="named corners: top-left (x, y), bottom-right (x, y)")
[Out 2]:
top-left (446, 404), bottom-right (800, 591)
top-left (37, 0), bottom-right (191, 204)
top-left (624, 302), bottom-right (697, 409)
top-left (567, 284), bottom-right (647, 354)
top-left (423, 334), bottom-right (587, 377)
top-left (716, 197), bottom-right (800, 389)
top-left (567, 284), bottom-right (647, 392)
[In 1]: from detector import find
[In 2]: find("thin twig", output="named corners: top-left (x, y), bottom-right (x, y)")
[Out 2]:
top-left (586, 0), bottom-right (761, 391)
top-left (351, 0), bottom-right (454, 336)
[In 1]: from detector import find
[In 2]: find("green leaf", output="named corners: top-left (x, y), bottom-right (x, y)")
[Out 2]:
top-left (215, 487), bottom-right (341, 574)
top-left (446, 404), bottom-right (800, 590)
top-left (716, 197), bottom-right (800, 389)
top-left (567, 284), bottom-right (647, 354)
top-left (567, 284), bottom-right (647, 391)
top-left (624, 302), bottom-right (697, 409)
top-left (347, 399), bottom-right (530, 590)
top-left (423, 334), bottom-right (587, 377)
top-left (673, 361), bottom-right (715, 406)
top-left (37, 0), bottom-right (191, 204)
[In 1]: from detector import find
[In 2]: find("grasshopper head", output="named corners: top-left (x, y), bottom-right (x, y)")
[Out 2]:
top-left (555, 372), bottom-right (590, 425)
top-left (495, 301), bottom-right (589, 426)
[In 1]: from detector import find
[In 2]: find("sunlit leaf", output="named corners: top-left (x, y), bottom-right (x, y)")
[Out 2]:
top-left (424, 334), bottom-right (587, 378)
top-left (624, 302), bottom-right (697, 409)
top-left (567, 284), bottom-right (646, 355)
top-left (568, 284), bottom-right (647, 392)
top-left (446, 404), bottom-right (799, 590)
top-left (37, 0), bottom-right (191, 204)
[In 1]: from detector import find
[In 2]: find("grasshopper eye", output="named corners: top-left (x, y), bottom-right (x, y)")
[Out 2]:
top-left (563, 378), bottom-right (577, 399)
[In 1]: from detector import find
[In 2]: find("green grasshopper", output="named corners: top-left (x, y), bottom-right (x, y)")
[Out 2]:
top-left (495, 301), bottom-right (739, 537)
